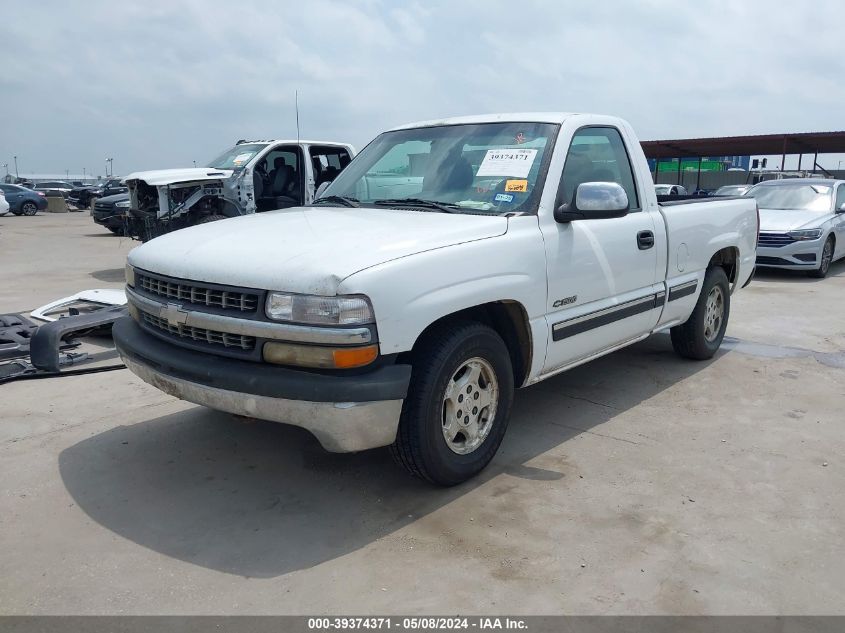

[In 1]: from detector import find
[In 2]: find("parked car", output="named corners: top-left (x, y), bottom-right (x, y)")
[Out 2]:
top-left (113, 112), bottom-right (758, 485)
top-left (68, 179), bottom-right (126, 209)
top-left (0, 183), bottom-right (48, 215)
top-left (0, 189), bottom-right (8, 215)
top-left (713, 184), bottom-right (752, 197)
top-left (654, 184), bottom-right (688, 196)
top-left (33, 181), bottom-right (74, 197)
top-left (92, 193), bottom-right (129, 234)
top-left (747, 178), bottom-right (845, 278)
top-left (123, 140), bottom-right (354, 241)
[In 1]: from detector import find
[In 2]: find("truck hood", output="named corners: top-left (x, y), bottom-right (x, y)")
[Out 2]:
top-left (128, 206), bottom-right (509, 294)
top-left (124, 167), bottom-right (234, 186)
top-left (758, 208), bottom-right (833, 232)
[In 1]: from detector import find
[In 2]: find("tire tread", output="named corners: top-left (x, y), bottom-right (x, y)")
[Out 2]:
top-left (670, 266), bottom-right (730, 360)
top-left (390, 320), bottom-right (511, 485)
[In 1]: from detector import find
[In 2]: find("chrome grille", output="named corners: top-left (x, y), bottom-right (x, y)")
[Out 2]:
top-left (137, 273), bottom-right (259, 312)
top-left (758, 232), bottom-right (796, 247)
top-left (141, 312), bottom-right (255, 350)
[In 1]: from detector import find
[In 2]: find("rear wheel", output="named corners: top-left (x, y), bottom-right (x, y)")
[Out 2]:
top-left (671, 266), bottom-right (730, 360)
top-left (21, 201), bottom-right (38, 216)
top-left (808, 236), bottom-right (834, 279)
top-left (390, 321), bottom-right (514, 486)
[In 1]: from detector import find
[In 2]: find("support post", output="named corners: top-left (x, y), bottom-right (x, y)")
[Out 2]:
top-left (677, 157), bottom-right (682, 185)
top-left (780, 137), bottom-right (787, 171)
top-left (696, 156), bottom-right (702, 191)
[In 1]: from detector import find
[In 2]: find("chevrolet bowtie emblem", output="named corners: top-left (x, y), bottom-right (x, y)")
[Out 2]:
top-left (160, 302), bottom-right (189, 325)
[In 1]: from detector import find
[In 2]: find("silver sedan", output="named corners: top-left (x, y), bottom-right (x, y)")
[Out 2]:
top-left (747, 178), bottom-right (845, 278)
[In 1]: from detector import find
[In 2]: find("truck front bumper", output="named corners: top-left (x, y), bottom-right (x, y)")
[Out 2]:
top-left (112, 317), bottom-right (411, 452)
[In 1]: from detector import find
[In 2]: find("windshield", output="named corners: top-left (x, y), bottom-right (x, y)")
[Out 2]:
top-left (205, 143), bottom-right (267, 170)
top-left (746, 183), bottom-right (832, 211)
top-left (320, 122), bottom-right (558, 214)
top-left (715, 185), bottom-right (745, 196)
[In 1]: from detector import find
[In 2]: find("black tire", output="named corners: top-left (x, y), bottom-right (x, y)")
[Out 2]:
top-left (390, 321), bottom-right (514, 486)
top-left (670, 266), bottom-right (730, 360)
top-left (11, 209), bottom-right (23, 216)
top-left (21, 201), bottom-right (38, 216)
top-left (107, 225), bottom-right (122, 235)
top-left (197, 214), bottom-right (227, 224)
top-left (807, 236), bottom-right (834, 278)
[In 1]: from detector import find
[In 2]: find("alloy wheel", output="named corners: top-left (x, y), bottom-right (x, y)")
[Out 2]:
top-left (441, 357), bottom-right (499, 455)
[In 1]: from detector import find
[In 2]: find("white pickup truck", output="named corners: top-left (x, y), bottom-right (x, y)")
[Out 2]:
top-left (123, 139), bottom-right (354, 240)
top-left (113, 112), bottom-right (758, 485)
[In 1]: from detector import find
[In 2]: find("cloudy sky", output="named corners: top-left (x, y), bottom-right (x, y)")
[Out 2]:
top-left (2, 0), bottom-right (844, 178)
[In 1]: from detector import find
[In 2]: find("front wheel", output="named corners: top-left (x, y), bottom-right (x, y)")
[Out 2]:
top-left (807, 236), bottom-right (834, 279)
top-left (391, 322), bottom-right (514, 486)
top-left (670, 266), bottom-right (730, 360)
top-left (21, 201), bottom-right (38, 216)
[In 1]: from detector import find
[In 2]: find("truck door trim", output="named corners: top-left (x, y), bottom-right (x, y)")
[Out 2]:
top-left (552, 291), bottom-right (665, 341)
top-left (667, 280), bottom-right (698, 302)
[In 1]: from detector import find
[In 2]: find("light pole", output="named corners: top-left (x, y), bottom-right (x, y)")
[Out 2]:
top-left (2, 164), bottom-right (7, 177)
top-left (106, 157), bottom-right (113, 177)
top-left (66, 169), bottom-right (69, 180)
top-left (13, 155), bottom-right (19, 179)
top-left (193, 160), bottom-right (197, 167)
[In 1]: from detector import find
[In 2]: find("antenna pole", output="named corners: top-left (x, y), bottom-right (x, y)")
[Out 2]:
top-left (295, 90), bottom-right (300, 143)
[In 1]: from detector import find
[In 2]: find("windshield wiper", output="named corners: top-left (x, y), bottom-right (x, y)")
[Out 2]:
top-left (312, 195), bottom-right (360, 208)
top-left (372, 198), bottom-right (460, 213)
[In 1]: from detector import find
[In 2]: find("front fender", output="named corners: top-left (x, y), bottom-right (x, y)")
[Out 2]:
top-left (337, 216), bottom-right (548, 356)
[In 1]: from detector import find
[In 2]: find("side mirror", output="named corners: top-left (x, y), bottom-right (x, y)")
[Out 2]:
top-left (554, 182), bottom-right (629, 223)
top-left (315, 181), bottom-right (332, 200)
top-left (838, 202), bottom-right (845, 213)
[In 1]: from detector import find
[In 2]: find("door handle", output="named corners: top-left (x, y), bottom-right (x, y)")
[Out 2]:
top-left (637, 230), bottom-right (655, 250)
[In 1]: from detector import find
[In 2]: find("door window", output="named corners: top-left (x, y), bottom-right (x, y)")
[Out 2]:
top-left (309, 146), bottom-right (352, 188)
top-left (558, 127), bottom-right (640, 211)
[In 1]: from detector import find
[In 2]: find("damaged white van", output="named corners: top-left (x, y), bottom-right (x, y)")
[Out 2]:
top-left (123, 140), bottom-right (354, 240)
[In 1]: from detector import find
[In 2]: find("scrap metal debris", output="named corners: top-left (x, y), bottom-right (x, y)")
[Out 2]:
top-left (0, 292), bottom-right (129, 384)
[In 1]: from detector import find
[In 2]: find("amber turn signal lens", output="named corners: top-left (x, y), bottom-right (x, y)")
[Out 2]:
top-left (263, 342), bottom-right (378, 369)
top-left (332, 345), bottom-right (379, 369)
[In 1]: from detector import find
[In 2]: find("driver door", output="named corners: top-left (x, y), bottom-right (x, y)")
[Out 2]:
top-left (540, 126), bottom-right (662, 374)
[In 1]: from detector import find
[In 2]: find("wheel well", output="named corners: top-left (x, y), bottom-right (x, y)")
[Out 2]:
top-left (708, 246), bottom-right (738, 284)
top-left (403, 302), bottom-right (533, 387)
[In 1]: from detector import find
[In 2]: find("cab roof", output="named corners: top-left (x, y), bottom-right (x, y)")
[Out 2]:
top-left (388, 112), bottom-right (588, 131)
top-left (235, 139), bottom-right (352, 147)
top-left (754, 178), bottom-right (844, 187)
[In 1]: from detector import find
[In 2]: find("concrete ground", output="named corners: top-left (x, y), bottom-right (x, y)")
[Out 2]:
top-left (1, 212), bottom-right (843, 615)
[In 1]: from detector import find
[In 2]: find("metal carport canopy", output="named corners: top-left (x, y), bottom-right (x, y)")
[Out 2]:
top-left (641, 131), bottom-right (845, 159)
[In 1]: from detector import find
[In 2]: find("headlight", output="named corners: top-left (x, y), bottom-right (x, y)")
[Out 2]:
top-left (787, 229), bottom-right (822, 241)
top-left (265, 292), bottom-right (374, 325)
top-left (125, 263), bottom-right (136, 287)
top-left (115, 199), bottom-right (130, 209)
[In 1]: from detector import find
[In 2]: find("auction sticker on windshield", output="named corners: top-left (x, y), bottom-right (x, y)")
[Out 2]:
top-left (476, 148), bottom-right (537, 178)
top-left (232, 152), bottom-right (254, 165)
top-left (505, 179), bottom-right (528, 192)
